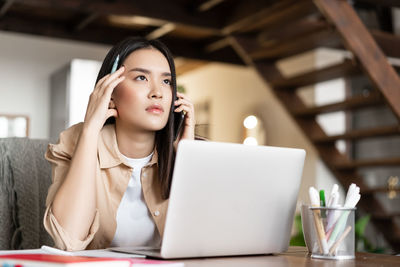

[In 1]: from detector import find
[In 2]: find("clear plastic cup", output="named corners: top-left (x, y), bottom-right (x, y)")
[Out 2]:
top-left (301, 204), bottom-right (356, 260)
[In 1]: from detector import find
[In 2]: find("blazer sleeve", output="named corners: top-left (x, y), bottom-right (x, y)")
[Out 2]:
top-left (43, 123), bottom-right (100, 251)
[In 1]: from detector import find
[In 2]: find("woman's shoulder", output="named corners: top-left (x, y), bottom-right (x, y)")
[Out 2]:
top-left (48, 123), bottom-right (84, 157)
top-left (58, 122), bottom-right (84, 144)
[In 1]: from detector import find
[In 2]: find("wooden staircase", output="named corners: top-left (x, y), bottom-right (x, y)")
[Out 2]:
top-left (228, 0), bottom-right (400, 252)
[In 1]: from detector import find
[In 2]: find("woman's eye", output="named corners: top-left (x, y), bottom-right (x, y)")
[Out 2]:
top-left (163, 79), bottom-right (171, 85)
top-left (135, 75), bottom-right (147, 81)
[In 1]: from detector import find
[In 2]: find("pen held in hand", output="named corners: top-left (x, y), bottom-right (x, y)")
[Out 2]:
top-left (111, 54), bottom-right (120, 74)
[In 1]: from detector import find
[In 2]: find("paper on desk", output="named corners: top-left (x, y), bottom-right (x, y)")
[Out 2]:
top-left (40, 246), bottom-right (145, 258)
top-left (0, 249), bottom-right (42, 255)
top-left (0, 247), bottom-right (145, 258)
top-left (71, 249), bottom-right (145, 258)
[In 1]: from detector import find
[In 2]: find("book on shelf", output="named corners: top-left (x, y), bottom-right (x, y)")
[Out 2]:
top-left (0, 253), bottom-right (184, 267)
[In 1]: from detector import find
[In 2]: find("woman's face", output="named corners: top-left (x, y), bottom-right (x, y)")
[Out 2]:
top-left (112, 48), bottom-right (173, 132)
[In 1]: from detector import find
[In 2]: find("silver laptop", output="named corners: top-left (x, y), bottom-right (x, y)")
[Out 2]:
top-left (111, 140), bottom-right (306, 259)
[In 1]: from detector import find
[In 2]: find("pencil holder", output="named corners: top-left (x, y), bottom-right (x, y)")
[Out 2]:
top-left (301, 204), bottom-right (356, 260)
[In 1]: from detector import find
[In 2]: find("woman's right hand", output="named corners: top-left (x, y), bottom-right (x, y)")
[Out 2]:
top-left (83, 66), bottom-right (125, 132)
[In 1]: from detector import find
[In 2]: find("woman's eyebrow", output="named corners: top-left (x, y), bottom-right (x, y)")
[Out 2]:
top-left (128, 67), bottom-right (171, 76)
top-left (128, 67), bottom-right (150, 74)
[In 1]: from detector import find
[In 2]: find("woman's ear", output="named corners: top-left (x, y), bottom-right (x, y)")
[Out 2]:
top-left (109, 98), bottom-right (116, 109)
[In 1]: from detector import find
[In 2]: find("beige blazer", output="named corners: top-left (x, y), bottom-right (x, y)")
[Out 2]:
top-left (43, 123), bottom-right (168, 251)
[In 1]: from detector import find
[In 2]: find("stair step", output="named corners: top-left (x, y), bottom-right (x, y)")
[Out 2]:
top-left (361, 187), bottom-right (400, 195)
top-left (257, 18), bottom-right (329, 47)
top-left (292, 93), bottom-right (383, 117)
top-left (371, 213), bottom-right (400, 220)
top-left (271, 59), bottom-right (359, 89)
top-left (334, 157), bottom-right (400, 170)
top-left (356, 1), bottom-right (400, 8)
top-left (251, 29), bottom-right (400, 64)
top-left (313, 125), bottom-right (400, 143)
top-left (250, 28), bottom-right (341, 60)
top-left (371, 30), bottom-right (400, 59)
top-left (238, 0), bottom-right (318, 34)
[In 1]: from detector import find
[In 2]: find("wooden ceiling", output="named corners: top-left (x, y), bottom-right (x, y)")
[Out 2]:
top-left (0, 0), bottom-right (272, 66)
top-left (0, 0), bottom-right (398, 67)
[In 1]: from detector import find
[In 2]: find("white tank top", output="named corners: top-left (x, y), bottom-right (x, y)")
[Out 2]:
top-left (110, 152), bottom-right (161, 247)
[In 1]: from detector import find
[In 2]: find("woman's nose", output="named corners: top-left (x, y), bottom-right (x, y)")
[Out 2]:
top-left (149, 82), bottom-right (162, 99)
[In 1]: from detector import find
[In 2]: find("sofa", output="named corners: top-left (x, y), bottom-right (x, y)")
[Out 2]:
top-left (0, 137), bottom-right (54, 249)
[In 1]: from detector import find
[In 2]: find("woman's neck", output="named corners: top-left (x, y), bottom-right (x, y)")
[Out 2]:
top-left (114, 121), bottom-right (155, 159)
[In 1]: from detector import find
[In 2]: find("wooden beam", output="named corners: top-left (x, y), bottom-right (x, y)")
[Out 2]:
top-left (197, 0), bottom-right (226, 12)
top-left (204, 37), bottom-right (231, 53)
top-left (222, 0), bottom-right (288, 34)
top-left (10, 0), bottom-right (224, 29)
top-left (175, 58), bottom-right (208, 75)
top-left (146, 23), bottom-right (176, 40)
top-left (198, 41), bottom-right (246, 65)
top-left (314, 0), bottom-right (400, 122)
top-left (106, 14), bottom-right (220, 38)
top-left (0, 13), bottom-right (142, 45)
top-left (0, 13), bottom-right (241, 65)
top-left (238, 0), bottom-right (318, 33)
top-left (74, 13), bottom-right (99, 32)
top-left (0, 0), bottom-right (15, 18)
top-left (223, 0), bottom-right (317, 34)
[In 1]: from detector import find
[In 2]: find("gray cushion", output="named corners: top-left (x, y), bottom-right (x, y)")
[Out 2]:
top-left (0, 138), bottom-right (54, 249)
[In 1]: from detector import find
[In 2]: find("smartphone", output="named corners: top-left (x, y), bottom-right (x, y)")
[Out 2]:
top-left (174, 110), bottom-right (185, 141)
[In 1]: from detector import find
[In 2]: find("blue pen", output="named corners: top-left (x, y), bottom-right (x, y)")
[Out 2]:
top-left (111, 54), bottom-right (120, 74)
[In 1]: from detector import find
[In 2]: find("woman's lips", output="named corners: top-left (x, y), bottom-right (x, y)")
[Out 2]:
top-left (146, 105), bottom-right (164, 114)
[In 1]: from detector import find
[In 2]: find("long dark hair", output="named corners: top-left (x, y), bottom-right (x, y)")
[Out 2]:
top-left (96, 37), bottom-right (177, 199)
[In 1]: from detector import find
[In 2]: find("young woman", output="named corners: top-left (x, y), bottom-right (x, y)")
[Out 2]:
top-left (43, 37), bottom-right (195, 251)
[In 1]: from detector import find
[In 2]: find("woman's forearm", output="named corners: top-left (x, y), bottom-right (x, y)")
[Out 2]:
top-left (52, 126), bottom-right (99, 241)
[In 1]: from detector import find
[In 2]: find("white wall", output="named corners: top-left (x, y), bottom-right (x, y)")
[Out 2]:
top-left (69, 59), bottom-right (103, 126)
top-left (0, 31), bottom-right (110, 139)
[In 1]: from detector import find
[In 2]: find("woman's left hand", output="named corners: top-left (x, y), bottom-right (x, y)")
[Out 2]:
top-left (174, 92), bottom-right (195, 145)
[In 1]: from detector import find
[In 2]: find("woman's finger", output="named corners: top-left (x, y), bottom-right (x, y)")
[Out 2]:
top-left (175, 104), bottom-right (195, 124)
top-left (176, 92), bottom-right (189, 99)
top-left (175, 98), bottom-right (194, 108)
top-left (174, 103), bottom-right (193, 112)
top-left (103, 76), bottom-right (125, 98)
top-left (174, 105), bottom-right (193, 115)
top-left (99, 66), bottom-right (125, 93)
top-left (95, 73), bottom-right (111, 90)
